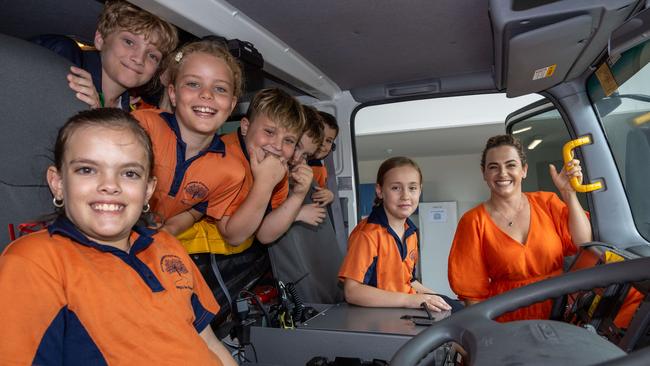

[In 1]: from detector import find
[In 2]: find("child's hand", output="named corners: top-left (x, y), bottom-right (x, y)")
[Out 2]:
top-left (249, 147), bottom-right (287, 186)
top-left (409, 293), bottom-right (452, 312)
top-left (290, 162), bottom-right (313, 196)
top-left (67, 66), bottom-right (101, 109)
top-left (296, 203), bottom-right (327, 226)
top-left (311, 186), bottom-right (334, 206)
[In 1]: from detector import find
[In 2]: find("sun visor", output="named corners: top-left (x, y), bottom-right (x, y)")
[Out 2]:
top-left (506, 15), bottom-right (592, 97)
top-left (490, 0), bottom-right (638, 98)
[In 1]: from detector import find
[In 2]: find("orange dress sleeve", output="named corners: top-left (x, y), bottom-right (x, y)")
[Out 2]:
top-left (448, 207), bottom-right (491, 301)
top-left (338, 223), bottom-right (378, 284)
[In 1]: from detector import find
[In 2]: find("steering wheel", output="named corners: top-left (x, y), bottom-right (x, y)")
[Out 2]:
top-left (391, 257), bottom-right (650, 366)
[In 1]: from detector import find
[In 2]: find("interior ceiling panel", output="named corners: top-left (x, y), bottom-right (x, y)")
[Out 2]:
top-left (0, 0), bottom-right (102, 42)
top-left (226, 0), bottom-right (494, 91)
top-left (355, 123), bottom-right (505, 161)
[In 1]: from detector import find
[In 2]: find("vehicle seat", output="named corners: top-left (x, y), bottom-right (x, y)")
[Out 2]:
top-left (268, 183), bottom-right (345, 304)
top-left (0, 33), bottom-right (86, 250)
top-left (626, 125), bottom-right (650, 239)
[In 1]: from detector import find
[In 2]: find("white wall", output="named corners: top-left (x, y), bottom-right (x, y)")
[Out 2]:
top-left (358, 153), bottom-right (490, 220)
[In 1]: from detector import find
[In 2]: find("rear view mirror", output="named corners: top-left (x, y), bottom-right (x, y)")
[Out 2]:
top-left (609, 7), bottom-right (650, 58)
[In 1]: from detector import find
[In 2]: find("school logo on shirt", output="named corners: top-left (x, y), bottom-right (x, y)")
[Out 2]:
top-left (181, 181), bottom-right (208, 205)
top-left (160, 255), bottom-right (193, 290)
top-left (409, 249), bottom-right (417, 261)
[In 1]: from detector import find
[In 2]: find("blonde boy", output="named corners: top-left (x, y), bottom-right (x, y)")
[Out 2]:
top-left (58, 0), bottom-right (177, 110)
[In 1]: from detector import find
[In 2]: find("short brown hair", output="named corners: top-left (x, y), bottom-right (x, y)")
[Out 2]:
top-left (318, 110), bottom-right (339, 137)
top-left (374, 156), bottom-right (422, 206)
top-left (165, 40), bottom-right (244, 99)
top-left (245, 88), bottom-right (305, 135)
top-left (302, 106), bottom-right (325, 147)
top-left (97, 0), bottom-right (178, 56)
top-left (480, 134), bottom-right (527, 171)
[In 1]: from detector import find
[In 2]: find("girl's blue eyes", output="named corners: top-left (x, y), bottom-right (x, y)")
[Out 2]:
top-left (184, 82), bottom-right (228, 93)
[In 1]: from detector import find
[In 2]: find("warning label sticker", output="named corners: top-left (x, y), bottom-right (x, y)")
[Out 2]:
top-left (532, 64), bottom-right (557, 80)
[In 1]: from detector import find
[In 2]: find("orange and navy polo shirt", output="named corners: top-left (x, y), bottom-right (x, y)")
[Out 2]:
top-left (338, 205), bottom-right (419, 294)
top-left (0, 216), bottom-right (222, 365)
top-left (308, 159), bottom-right (328, 188)
top-left (177, 130), bottom-right (289, 255)
top-left (223, 129), bottom-right (289, 216)
top-left (132, 109), bottom-right (246, 222)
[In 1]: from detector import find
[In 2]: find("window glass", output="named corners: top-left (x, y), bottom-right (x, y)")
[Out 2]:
top-left (507, 107), bottom-right (588, 209)
top-left (587, 41), bottom-right (650, 241)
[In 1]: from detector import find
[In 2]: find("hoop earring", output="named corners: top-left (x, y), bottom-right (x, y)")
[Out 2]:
top-left (53, 197), bottom-right (64, 208)
top-left (143, 203), bottom-right (150, 213)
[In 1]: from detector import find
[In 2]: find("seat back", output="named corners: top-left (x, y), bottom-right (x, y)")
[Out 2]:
top-left (268, 184), bottom-right (345, 304)
top-left (0, 33), bottom-right (86, 250)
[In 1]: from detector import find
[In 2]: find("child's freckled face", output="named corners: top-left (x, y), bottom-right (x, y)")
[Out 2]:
top-left (96, 30), bottom-right (163, 90)
top-left (169, 52), bottom-right (237, 137)
top-left (376, 166), bottom-right (421, 222)
top-left (48, 126), bottom-right (155, 247)
top-left (241, 114), bottom-right (299, 162)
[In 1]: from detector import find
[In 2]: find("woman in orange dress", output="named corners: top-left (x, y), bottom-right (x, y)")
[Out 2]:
top-left (448, 135), bottom-right (592, 322)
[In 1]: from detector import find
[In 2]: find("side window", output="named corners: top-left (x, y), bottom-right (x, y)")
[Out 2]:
top-left (587, 42), bottom-right (650, 241)
top-left (506, 103), bottom-right (588, 208)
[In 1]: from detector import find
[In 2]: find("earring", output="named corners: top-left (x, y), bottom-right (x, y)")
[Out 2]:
top-left (53, 197), bottom-right (64, 208)
top-left (143, 203), bottom-right (150, 213)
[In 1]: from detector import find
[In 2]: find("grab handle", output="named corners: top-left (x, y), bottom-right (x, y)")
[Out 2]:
top-left (562, 136), bottom-right (603, 193)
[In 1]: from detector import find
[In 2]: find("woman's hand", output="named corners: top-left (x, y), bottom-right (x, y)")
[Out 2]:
top-left (549, 159), bottom-right (583, 195)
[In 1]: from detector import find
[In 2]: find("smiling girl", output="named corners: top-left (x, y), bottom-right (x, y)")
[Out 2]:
top-left (132, 40), bottom-right (245, 236)
top-left (338, 157), bottom-right (453, 312)
top-left (0, 109), bottom-right (235, 365)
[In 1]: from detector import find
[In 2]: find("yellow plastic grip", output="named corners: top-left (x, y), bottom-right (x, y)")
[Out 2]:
top-left (562, 136), bottom-right (603, 193)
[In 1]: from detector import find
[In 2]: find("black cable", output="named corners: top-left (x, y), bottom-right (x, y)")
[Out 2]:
top-left (249, 342), bottom-right (259, 362)
top-left (286, 282), bottom-right (305, 322)
top-left (239, 290), bottom-right (272, 327)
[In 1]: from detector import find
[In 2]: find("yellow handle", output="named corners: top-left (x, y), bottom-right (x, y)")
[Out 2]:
top-left (562, 136), bottom-right (603, 193)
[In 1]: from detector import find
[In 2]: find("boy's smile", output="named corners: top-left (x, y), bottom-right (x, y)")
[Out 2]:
top-left (290, 133), bottom-right (320, 167)
top-left (95, 30), bottom-right (162, 93)
top-left (314, 124), bottom-right (337, 160)
top-left (241, 113), bottom-right (299, 163)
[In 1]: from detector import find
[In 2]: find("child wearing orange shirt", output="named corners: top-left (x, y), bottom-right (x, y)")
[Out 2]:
top-left (339, 157), bottom-right (453, 312)
top-left (132, 40), bottom-right (245, 236)
top-left (178, 87), bottom-right (306, 254)
top-left (308, 110), bottom-right (339, 206)
top-left (0, 108), bottom-right (235, 365)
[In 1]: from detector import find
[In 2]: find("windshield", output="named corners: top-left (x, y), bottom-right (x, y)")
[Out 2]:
top-left (587, 40), bottom-right (650, 241)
